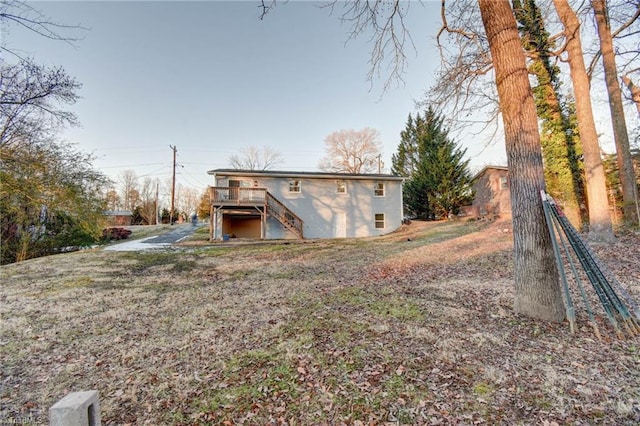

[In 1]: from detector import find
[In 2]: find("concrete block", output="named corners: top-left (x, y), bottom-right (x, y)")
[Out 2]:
top-left (49, 390), bottom-right (100, 426)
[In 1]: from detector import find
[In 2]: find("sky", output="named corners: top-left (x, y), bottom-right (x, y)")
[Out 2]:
top-left (3, 0), bottom-right (509, 192)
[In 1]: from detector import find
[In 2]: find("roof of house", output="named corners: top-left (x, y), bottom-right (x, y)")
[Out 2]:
top-left (208, 169), bottom-right (405, 181)
top-left (472, 165), bottom-right (508, 181)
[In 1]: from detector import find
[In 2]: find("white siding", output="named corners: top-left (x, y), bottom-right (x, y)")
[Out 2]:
top-left (213, 173), bottom-right (403, 239)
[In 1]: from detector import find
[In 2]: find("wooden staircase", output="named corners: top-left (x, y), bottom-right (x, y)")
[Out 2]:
top-left (266, 192), bottom-right (304, 238)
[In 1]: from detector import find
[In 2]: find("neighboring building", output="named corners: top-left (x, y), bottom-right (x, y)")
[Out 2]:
top-left (207, 169), bottom-right (404, 240)
top-left (103, 210), bottom-right (133, 226)
top-left (462, 166), bottom-right (511, 219)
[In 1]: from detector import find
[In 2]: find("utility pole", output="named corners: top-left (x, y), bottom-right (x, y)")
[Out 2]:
top-left (155, 181), bottom-right (160, 225)
top-left (170, 145), bottom-right (177, 225)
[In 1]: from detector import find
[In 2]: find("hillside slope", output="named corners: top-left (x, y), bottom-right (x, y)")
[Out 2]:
top-left (1, 220), bottom-right (639, 424)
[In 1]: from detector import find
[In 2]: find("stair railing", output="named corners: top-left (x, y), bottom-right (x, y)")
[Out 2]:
top-left (265, 192), bottom-right (304, 238)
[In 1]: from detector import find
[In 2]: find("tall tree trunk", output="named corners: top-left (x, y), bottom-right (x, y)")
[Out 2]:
top-left (513, 0), bottom-right (586, 230)
top-left (478, 0), bottom-right (564, 322)
top-left (592, 0), bottom-right (640, 226)
top-left (621, 75), bottom-right (640, 118)
top-left (552, 0), bottom-right (615, 241)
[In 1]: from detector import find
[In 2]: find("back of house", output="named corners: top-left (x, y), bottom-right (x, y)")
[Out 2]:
top-left (207, 169), bottom-right (404, 240)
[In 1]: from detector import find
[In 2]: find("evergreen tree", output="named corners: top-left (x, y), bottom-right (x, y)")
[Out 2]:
top-left (160, 208), bottom-right (172, 224)
top-left (393, 107), bottom-right (474, 219)
top-left (513, 0), bottom-right (587, 229)
top-left (403, 177), bottom-right (432, 220)
top-left (391, 114), bottom-right (421, 178)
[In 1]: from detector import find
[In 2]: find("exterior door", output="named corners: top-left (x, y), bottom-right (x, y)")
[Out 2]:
top-left (229, 180), bottom-right (240, 200)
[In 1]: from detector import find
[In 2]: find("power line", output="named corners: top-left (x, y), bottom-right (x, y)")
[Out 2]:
top-left (138, 165), bottom-right (172, 178)
top-left (98, 162), bottom-right (168, 169)
top-left (178, 168), bottom-right (209, 189)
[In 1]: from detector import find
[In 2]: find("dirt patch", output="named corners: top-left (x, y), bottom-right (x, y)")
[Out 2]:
top-left (1, 220), bottom-right (638, 425)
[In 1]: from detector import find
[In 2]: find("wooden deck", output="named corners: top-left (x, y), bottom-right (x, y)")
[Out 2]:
top-left (211, 187), bottom-right (267, 206)
top-left (210, 186), bottom-right (304, 238)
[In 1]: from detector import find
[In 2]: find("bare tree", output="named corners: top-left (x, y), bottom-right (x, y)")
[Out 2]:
top-left (1, 2), bottom-right (84, 152)
top-left (0, 1), bottom-right (110, 263)
top-left (512, 0), bottom-right (586, 229)
top-left (118, 170), bottom-right (139, 212)
top-left (1, 0), bottom-right (84, 61)
top-left (319, 128), bottom-right (383, 174)
top-left (478, 0), bottom-right (564, 322)
top-left (138, 177), bottom-right (159, 225)
top-left (586, 0), bottom-right (640, 79)
top-left (0, 62), bottom-right (80, 148)
top-left (609, 1), bottom-right (640, 121)
top-left (176, 185), bottom-right (199, 220)
top-left (592, 0), bottom-right (640, 226)
top-left (260, 0), bottom-right (416, 94)
top-left (432, 1), bottom-right (621, 240)
top-left (229, 145), bottom-right (283, 170)
top-left (104, 189), bottom-right (120, 211)
top-left (622, 74), bottom-right (640, 117)
top-left (552, 0), bottom-right (615, 241)
top-left (432, 2), bottom-right (495, 118)
top-left (337, 1), bottom-right (416, 93)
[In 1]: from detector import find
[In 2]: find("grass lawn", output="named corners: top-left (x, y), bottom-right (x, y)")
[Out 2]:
top-left (1, 220), bottom-right (639, 424)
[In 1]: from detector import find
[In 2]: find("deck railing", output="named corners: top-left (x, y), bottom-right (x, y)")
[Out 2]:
top-left (211, 187), bottom-right (267, 204)
top-left (210, 186), bottom-right (303, 238)
top-left (266, 192), bottom-right (304, 238)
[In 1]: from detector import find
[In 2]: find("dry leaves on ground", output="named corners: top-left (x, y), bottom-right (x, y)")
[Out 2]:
top-left (1, 220), bottom-right (638, 425)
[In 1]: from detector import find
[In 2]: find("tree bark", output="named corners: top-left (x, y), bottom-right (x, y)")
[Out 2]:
top-left (592, 0), bottom-right (640, 226)
top-left (478, 0), bottom-right (564, 322)
top-left (552, 0), bottom-right (615, 241)
top-left (513, 0), bottom-right (586, 230)
top-left (621, 75), bottom-right (640, 118)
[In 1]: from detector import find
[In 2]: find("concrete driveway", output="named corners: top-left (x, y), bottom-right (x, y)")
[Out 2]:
top-left (103, 223), bottom-right (205, 252)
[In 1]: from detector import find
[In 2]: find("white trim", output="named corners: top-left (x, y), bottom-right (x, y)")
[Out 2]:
top-left (289, 179), bottom-right (301, 193)
top-left (209, 169), bottom-right (404, 182)
top-left (374, 182), bottom-right (385, 197)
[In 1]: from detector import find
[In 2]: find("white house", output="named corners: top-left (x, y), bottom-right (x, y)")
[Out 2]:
top-left (207, 169), bottom-right (404, 240)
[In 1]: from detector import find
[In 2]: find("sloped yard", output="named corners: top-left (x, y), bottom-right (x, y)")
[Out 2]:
top-left (1, 220), bottom-right (638, 425)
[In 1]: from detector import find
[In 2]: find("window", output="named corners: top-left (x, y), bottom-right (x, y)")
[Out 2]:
top-left (499, 176), bottom-right (508, 190)
top-left (289, 179), bottom-right (301, 193)
top-left (374, 182), bottom-right (385, 197)
top-left (336, 180), bottom-right (346, 194)
top-left (375, 213), bottom-right (385, 229)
